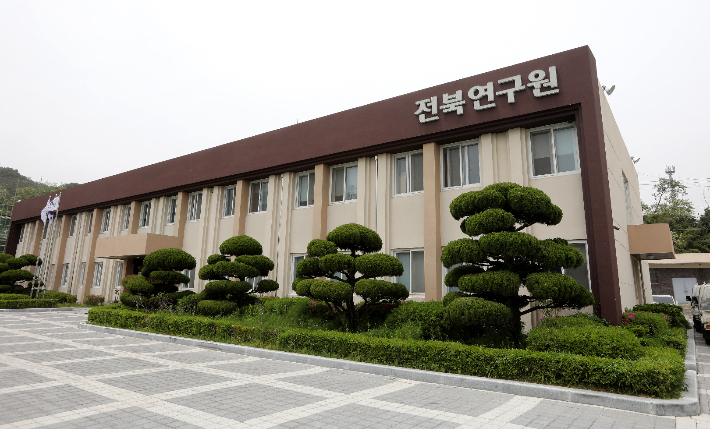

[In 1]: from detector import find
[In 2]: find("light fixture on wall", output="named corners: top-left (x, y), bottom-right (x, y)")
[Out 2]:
top-left (601, 85), bottom-right (616, 95)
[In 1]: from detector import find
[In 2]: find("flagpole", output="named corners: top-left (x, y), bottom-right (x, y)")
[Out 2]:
top-left (30, 196), bottom-right (51, 299)
top-left (40, 193), bottom-right (61, 299)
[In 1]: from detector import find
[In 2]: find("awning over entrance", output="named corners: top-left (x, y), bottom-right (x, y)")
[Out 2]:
top-left (627, 224), bottom-right (675, 260)
top-left (95, 233), bottom-right (182, 259)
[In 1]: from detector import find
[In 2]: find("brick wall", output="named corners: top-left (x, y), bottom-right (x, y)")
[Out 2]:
top-left (650, 267), bottom-right (710, 297)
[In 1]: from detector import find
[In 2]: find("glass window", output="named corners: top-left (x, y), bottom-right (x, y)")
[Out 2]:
top-left (623, 173), bottom-right (632, 225)
top-left (296, 172), bottom-right (315, 208)
top-left (394, 151), bottom-right (424, 195)
top-left (61, 264), bottom-right (69, 286)
top-left (223, 187), bottom-right (236, 217)
top-left (115, 261), bottom-right (124, 288)
top-left (292, 254), bottom-right (306, 290)
top-left (650, 269), bottom-right (659, 284)
top-left (69, 216), bottom-right (77, 236)
top-left (331, 164), bottom-right (357, 203)
top-left (139, 202), bottom-right (151, 228)
top-left (166, 197), bottom-right (177, 224)
top-left (249, 180), bottom-right (269, 213)
top-left (86, 212), bottom-right (93, 235)
top-left (444, 263), bottom-right (461, 293)
top-left (181, 268), bottom-right (195, 289)
top-left (100, 209), bottom-right (111, 233)
top-left (530, 125), bottom-right (579, 177)
top-left (93, 262), bottom-right (103, 286)
top-left (42, 222), bottom-right (48, 239)
top-left (18, 224), bottom-right (25, 242)
top-left (395, 250), bottom-right (425, 294)
top-left (563, 242), bottom-right (590, 292)
top-left (122, 205), bottom-right (131, 230)
top-left (188, 192), bottom-right (203, 221)
top-left (79, 262), bottom-right (86, 285)
top-left (443, 141), bottom-right (480, 188)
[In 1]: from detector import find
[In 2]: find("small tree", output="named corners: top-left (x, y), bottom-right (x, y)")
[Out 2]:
top-left (442, 182), bottom-right (595, 347)
top-left (0, 253), bottom-right (40, 294)
top-left (121, 248), bottom-right (196, 308)
top-left (198, 235), bottom-right (279, 306)
top-left (293, 223), bottom-right (408, 331)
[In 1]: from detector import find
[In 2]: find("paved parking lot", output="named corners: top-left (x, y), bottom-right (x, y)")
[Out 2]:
top-left (1, 311), bottom-right (709, 428)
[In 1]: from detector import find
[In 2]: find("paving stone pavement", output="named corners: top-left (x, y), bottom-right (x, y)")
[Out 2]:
top-left (1, 311), bottom-right (709, 428)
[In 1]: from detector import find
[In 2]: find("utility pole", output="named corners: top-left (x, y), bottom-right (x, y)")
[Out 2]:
top-left (665, 165), bottom-right (676, 200)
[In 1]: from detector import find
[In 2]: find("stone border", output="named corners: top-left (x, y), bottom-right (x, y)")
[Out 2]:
top-left (687, 328), bottom-right (697, 371)
top-left (79, 323), bottom-right (700, 417)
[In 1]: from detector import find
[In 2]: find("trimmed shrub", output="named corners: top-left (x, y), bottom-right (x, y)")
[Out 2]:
top-left (42, 291), bottom-right (78, 304)
top-left (620, 311), bottom-right (669, 338)
top-left (385, 301), bottom-right (446, 341)
top-left (0, 293), bottom-right (35, 301)
top-left (84, 295), bottom-right (105, 306)
top-left (527, 325), bottom-right (643, 360)
top-left (197, 300), bottom-right (238, 317)
top-left (632, 303), bottom-right (691, 330)
top-left (442, 291), bottom-right (466, 307)
top-left (540, 313), bottom-right (609, 328)
top-left (176, 293), bottom-right (204, 314)
top-left (0, 299), bottom-right (57, 309)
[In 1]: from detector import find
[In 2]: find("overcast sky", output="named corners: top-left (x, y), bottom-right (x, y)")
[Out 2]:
top-left (1, 1), bottom-right (708, 213)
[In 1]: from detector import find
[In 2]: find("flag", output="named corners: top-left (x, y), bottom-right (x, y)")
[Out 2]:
top-left (40, 196), bottom-right (60, 225)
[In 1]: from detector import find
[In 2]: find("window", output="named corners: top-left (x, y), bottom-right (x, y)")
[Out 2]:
top-left (50, 264), bottom-right (55, 283)
top-left (246, 276), bottom-right (263, 288)
top-left (181, 269), bottom-right (196, 289)
top-left (444, 263), bottom-right (461, 293)
top-left (166, 196), bottom-right (177, 225)
top-left (623, 173), bottom-right (632, 225)
top-left (330, 164), bottom-right (357, 203)
top-left (188, 192), bottom-right (203, 221)
top-left (442, 141), bottom-right (480, 188)
top-left (394, 250), bottom-right (425, 294)
top-left (115, 261), bottom-right (124, 288)
top-left (42, 222), bottom-right (48, 239)
top-left (529, 125), bottom-right (579, 177)
top-left (296, 172), bottom-right (315, 208)
top-left (61, 263), bottom-right (69, 286)
top-left (69, 215), bottom-right (78, 236)
top-left (394, 151), bottom-right (424, 195)
top-left (649, 269), bottom-right (659, 284)
top-left (249, 180), bottom-right (269, 213)
top-left (93, 262), bottom-right (104, 287)
top-left (18, 224), bottom-right (25, 242)
top-left (291, 254), bottom-right (306, 291)
top-left (79, 262), bottom-right (86, 285)
top-left (100, 209), bottom-right (111, 233)
top-left (87, 212), bottom-right (93, 234)
top-left (223, 186), bottom-right (236, 217)
top-left (122, 205), bottom-right (131, 230)
top-left (563, 242), bottom-right (590, 291)
top-left (139, 201), bottom-right (151, 228)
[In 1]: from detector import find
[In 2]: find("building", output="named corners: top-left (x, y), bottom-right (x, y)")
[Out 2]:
top-left (5, 46), bottom-right (672, 324)
top-left (648, 253), bottom-right (710, 301)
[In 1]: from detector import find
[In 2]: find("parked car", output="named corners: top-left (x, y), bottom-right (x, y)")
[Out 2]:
top-left (688, 284), bottom-right (710, 344)
top-left (652, 295), bottom-right (677, 305)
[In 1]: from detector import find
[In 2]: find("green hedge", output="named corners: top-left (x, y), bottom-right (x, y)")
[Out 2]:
top-left (87, 307), bottom-right (685, 398)
top-left (527, 326), bottom-right (643, 360)
top-left (42, 291), bottom-right (78, 304)
top-left (632, 303), bottom-right (692, 330)
top-left (0, 299), bottom-right (57, 309)
top-left (0, 294), bottom-right (35, 301)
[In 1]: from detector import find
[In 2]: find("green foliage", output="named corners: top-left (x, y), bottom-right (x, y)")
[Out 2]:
top-left (88, 306), bottom-right (686, 398)
top-left (539, 313), bottom-right (609, 328)
top-left (525, 273), bottom-right (595, 307)
top-left (207, 254), bottom-right (229, 264)
top-left (459, 270), bottom-right (520, 296)
top-left (120, 292), bottom-right (147, 308)
top-left (443, 265), bottom-right (484, 288)
top-left (0, 299), bottom-right (56, 309)
top-left (527, 326), bottom-right (643, 360)
top-left (620, 311), bottom-right (670, 338)
top-left (632, 303), bottom-right (691, 329)
top-left (203, 280), bottom-right (252, 300)
top-left (42, 291), bottom-right (77, 304)
top-left (0, 293), bottom-right (37, 300)
top-left (326, 223), bottom-right (382, 253)
top-left (197, 300), bottom-right (238, 317)
top-left (353, 253), bottom-right (403, 277)
top-left (442, 297), bottom-right (511, 333)
top-left (219, 235), bottom-right (263, 256)
top-left (464, 209), bottom-right (516, 236)
top-left (122, 248), bottom-right (195, 308)
top-left (442, 291), bottom-right (466, 307)
top-left (307, 239), bottom-right (339, 257)
top-left (0, 269), bottom-right (34, 283)
top-left (125, 276), bottom-right (155, 296)
top-left (441, 238), bottom-right (485, 267)
top-left (176, 293), bottom-right (204, 314)
top-left (384, 301), bottom-right (447, 341)
top-left (84, 294), bottom-right (105, 306)
top-left (354, 280), bottom-right (408, 303)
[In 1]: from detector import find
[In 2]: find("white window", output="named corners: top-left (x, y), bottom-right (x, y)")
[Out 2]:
top-left (295, 172), bottom-right (315, 208)
top-left (249, 180), bottom-right (269, 213)
top-left (181, 268), bottom-right (195, 289)
top-left (246, 276), bottom-right (263, 288)
top-left (50, 264), bottom-right (55, 283)
top-left (188, 192), bottom-right (203, 221)
top-left (394, 249), bottom-right (425, 294)
top-left (623, 173), bottom-right (632, 225)
top-left (42, 222), bottom-right (48, 239)
top-left (563, 241), bottom-right (590, 292)
top-left (223, 186), bottom-right (236, 217)
top-left (100, 209), bottom-right (111, 233)
top-left (18, 224), bottom-right (25, 242)
top-left (69, 215), bottom-right (78, 237)
top-left (442, 141), bottom-right (480, 188)
top-left (139, 201), bottom-right (151, 228)
top-left (291, 254), bottom-right (306, 291)
top-left (86, 212), bottom-right (93, 234)
top-left (394, 151), bottom-right (424, 195)
top-left (122, 205), bottom-right (131, 231)
top-left (79, 262), bottom-right (86, 285)
top-left (331, 164), bottom-right (357, 203)
top-left (115, 261), bottom-right (124, 288)
top-left (166, 196), bottom-right (177, 225)
top-left (93, 262), bottom-right (104, 287)
top-left (61, 263), bottom-right (69, 286)
top-left (529, 124), bottom-right (579, 177)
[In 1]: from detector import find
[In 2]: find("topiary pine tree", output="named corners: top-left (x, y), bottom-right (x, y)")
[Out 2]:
top-left (441, 182), bottom-right (595, 347)
top-left (0, 253), bottom-right (40, 294)
top-left (198, 235), bottom-right (279, 307)
top-left (121, 248), bottom-right (196, 308)
top-left (293, 223), bottom-right (409, 331)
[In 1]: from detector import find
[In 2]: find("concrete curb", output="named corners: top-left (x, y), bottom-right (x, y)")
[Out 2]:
top-left (79, 323), bottom-right (700, 416)
top-left (0, 307), bottom-right (79, 313)
top-left (686, 328), bottom-right (697, 371)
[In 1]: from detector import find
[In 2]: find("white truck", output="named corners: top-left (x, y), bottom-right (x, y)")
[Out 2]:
top-left (689, 284), bottom-right (710, 344)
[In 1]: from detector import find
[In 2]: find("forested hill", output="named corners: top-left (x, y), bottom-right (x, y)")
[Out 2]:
top-left (0, 167), bottom-right (79, 202)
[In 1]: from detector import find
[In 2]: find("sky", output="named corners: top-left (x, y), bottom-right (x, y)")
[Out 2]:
top-left (1, 1), bottom-right (709, 213)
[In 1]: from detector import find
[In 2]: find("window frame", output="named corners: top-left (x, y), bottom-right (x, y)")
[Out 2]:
top-left (79, 262), bottom-right (86, 286)
top-left (291, 254), bottom-right (307, 294)
top-left (440, 139), bottom-right (481, 190)
top-left (61, 263), bottom-right (69, 286)
top-left (248, 179), bottom-right (269, 214)
top-left (294, 171), bottom-right (316, 209)
top-left (180, 268), bottom-right (196, 289)
top-left (330, 163), bottom-right (358, 204)
top-left (100, 209), bottom-right (111, 233)
top-left (165, 196), bottom-right (177, 225)
top-left (86, 212), bottom-right (93, 235)
top-left (562, 240), bottom-right (591, 292)
top-left (122, 205), bottom-right (131, 231)
top-left (393, 150), bottom-right (425, 196)
top-left (223, 186), bottom-right (236, 218)
top-left (139, 201), bottom-right (151, 228)
top-left (527, 123), bottom-right (580, 178)
top-left (18, 224), bottom-right (25, 242)
top-left (392, 248), bottom-right (425, 295)
top-left (623, 172), bottom-right (632, 225)
top-left (93, 262), bottom-right (104, 287)
top-left (69, 215), bottom-right (78, 237)
top-left (187, 192), bottom-right (203, 222)
top-left (115, 261), bottom-right (124, 288)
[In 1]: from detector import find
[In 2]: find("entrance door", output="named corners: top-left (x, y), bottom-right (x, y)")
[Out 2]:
top-left (671, 278), bottom-right (696, 302)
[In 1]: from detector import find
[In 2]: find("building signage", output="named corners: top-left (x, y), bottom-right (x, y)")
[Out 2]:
top-left (414, 66), bottom-right (559, 123)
